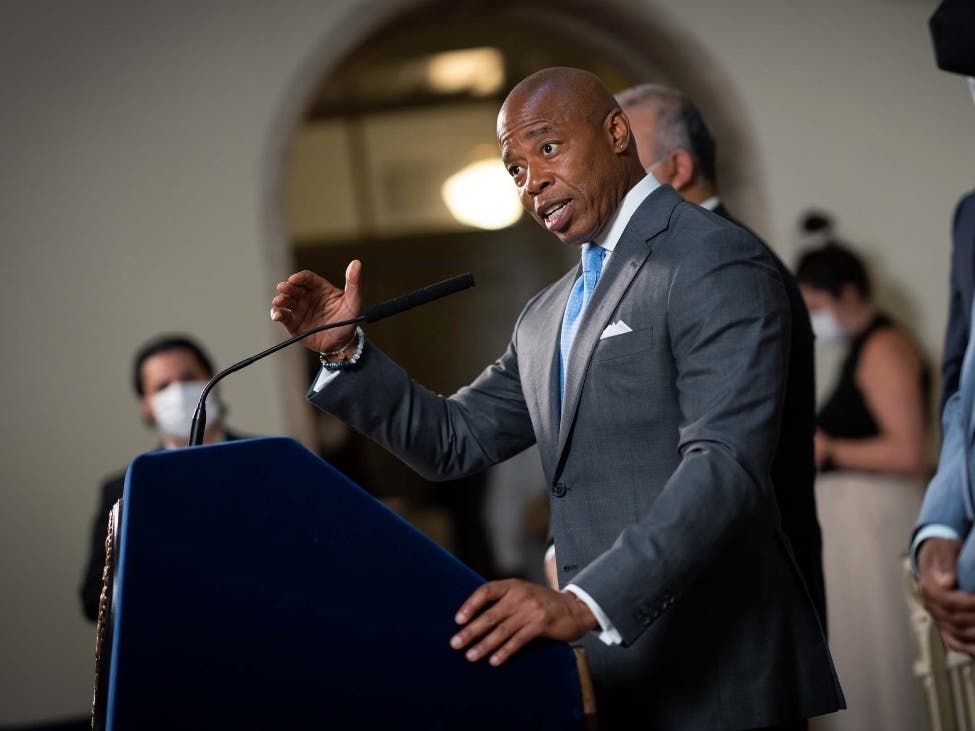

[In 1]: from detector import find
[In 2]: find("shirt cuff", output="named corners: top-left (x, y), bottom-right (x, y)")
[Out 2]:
top-left (911, 524), bottom-right (962, 579)
top-left (311, 366), bottom-right (341, 393)
top-left (564, 583), bottom-right (622, 646)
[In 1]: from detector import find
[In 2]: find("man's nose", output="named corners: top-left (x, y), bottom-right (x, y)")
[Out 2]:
top-left (525, 165), bottom-right (552, 196)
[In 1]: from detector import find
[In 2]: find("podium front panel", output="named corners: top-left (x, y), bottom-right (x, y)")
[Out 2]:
top-left (105, 437), bottom-right (583, 730)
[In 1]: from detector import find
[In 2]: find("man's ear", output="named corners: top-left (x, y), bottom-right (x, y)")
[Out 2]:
top-left (669, 148), bottom-right (698, 191)
top-left (606, 108), bottom-right (631, 153)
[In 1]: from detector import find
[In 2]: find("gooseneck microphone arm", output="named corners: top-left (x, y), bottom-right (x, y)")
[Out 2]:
top-left (188, 314), bottom-right (366, 447)
top-left (188, 272), bottom-right (475, 446)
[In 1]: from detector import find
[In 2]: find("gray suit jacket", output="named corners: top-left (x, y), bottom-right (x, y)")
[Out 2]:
top-left (310, 186), bottom-right (843, 729)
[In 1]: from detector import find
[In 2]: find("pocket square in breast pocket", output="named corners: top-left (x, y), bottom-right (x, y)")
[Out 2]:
top-left (600, 320), bottom-right (634, 340)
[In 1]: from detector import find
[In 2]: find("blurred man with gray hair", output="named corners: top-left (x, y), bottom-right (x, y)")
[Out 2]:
top-left (615, 84), bottom-right (720, 214)
top-left (617, 83), bottom-right (828, 630)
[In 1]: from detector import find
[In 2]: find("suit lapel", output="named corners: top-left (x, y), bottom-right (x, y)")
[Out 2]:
top-left (534, 269), bottom-right (577, 478)
top-left (553, 186), bottom-right (681, 472)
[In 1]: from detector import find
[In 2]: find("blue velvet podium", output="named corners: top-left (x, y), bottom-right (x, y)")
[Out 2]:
top-left (97, 437), bottom-right (585, 729)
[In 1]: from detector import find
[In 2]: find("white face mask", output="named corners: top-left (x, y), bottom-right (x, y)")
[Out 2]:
top-left (149, 380), bottom-right (221, 441)
top-left (809, 310), bottom-right (846, 344)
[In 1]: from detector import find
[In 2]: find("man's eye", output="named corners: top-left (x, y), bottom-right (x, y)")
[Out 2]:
top-left (508, 166), bottom-right (522, 177)
top-left (542, 143), bottom-right (554, 154)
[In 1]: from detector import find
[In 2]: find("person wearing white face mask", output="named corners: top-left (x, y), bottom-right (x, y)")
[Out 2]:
top-left (796, 242), bottom-right (930, 475)
top-left (795, 241), bottom-right (931, 731)
top-left (140, 356), bottom-right (223, 447)
top-left (79, 334), bottom-right (242, 621)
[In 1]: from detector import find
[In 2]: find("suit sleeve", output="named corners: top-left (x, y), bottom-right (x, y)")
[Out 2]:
top-left (912, 194), bottom-right (975, 562)
top-left (307, 321), bottom-right (537, 481)
top-left (570, 228), bottom-right (790, 645)
top-left (913, 391), bottom-right (971, 544)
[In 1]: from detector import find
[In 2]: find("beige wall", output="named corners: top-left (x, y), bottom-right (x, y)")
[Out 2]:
top-left (0, 0), bottom-right (971, 723)
top-left (0, 1), bottom-right (373, 722)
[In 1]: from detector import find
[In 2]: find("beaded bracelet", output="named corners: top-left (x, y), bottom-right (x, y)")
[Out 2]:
top-left (320, 326), bottom-right (365, 371)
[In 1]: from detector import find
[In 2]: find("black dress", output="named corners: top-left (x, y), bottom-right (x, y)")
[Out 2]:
top-left (817, 313), bottom-right (929, 445)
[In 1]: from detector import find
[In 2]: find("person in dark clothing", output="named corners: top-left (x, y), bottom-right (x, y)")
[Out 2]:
top-left (796, 243), bottom-right (929, 476)
top-left (80, 334), bottom-right (240, 621)
top-left (615, 82), bottom-right (827, 635)
top-left (796, 240), bottom-right (930, 730)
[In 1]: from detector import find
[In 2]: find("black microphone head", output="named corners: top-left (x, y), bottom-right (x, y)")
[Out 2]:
top-left (362, 273), bottom-right (475, 323)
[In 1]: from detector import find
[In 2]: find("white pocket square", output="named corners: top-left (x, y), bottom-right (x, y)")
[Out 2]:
top-left (600, 320), bottom-right (633, 340)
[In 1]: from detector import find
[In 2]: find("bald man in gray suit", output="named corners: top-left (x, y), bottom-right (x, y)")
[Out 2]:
top-left (271, 68), bottom-right (843, 730)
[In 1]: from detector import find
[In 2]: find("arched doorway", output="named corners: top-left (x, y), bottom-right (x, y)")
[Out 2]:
top-left (264, 0), bottom-right (766, 577)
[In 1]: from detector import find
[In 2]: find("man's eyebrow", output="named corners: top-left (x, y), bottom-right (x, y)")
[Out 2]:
top-left (501, 124), bottom-right (554, 164)
top-left (526, 124), bottom-right (553, 139)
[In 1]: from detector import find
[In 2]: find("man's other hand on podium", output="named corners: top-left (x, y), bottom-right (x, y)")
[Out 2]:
top-left (450, 579), bottom-right (598, 667)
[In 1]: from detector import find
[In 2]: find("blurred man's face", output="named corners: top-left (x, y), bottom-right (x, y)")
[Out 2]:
top-left (498, 94), bottom-right (626, 246)
top-left (620, 103), bottom-right (663, 173)
top-left (138, 348), bottom-right (211, 423)
top-left (622, 103), bottom-right (681, 187)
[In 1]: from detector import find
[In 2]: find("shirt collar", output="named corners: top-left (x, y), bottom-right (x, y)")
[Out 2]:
top-left (592, 174), bottom-right (660, 253)
top-left (699, 195), bottom-right (720, 212)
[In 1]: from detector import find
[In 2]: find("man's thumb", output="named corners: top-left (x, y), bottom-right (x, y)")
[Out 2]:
top-left (345, 259), bottom-right (362, 289)
top-left (344, 259), bottom-right (363, 309)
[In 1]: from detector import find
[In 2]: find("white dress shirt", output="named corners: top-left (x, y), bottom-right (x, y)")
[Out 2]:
top-left (698, 195), bottom-right (720, 212)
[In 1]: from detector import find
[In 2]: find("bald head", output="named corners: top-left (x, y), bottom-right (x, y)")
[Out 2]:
top-left (497, 67), bottom-right (646, 246)
top-left (499, 68), bottom-right (621, 136)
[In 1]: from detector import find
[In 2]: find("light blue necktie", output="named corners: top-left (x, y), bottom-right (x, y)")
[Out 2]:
top-left (560, 243), bottom-right (605, 402)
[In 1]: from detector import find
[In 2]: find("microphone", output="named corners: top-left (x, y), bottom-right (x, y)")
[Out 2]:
top-left (188, 272), bottom-right (475, 446)
top-left (361, 272), bottom-right (474, 323)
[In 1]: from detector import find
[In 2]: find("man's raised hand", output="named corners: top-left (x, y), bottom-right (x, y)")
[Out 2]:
top-left (270, 260), bottom-right (363, 355)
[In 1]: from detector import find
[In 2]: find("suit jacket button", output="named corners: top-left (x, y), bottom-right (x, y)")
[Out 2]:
top-left (552, 481), bottom-right (567, 498)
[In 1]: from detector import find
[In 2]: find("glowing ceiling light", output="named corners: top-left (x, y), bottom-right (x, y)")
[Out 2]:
top-left (426, 48), bottom-right (505, 96)
top-left (442, 158), bottom-right (523, 231)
